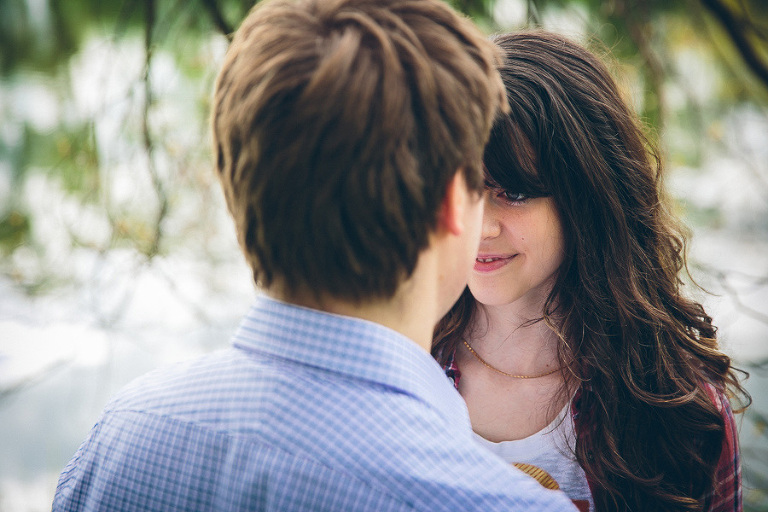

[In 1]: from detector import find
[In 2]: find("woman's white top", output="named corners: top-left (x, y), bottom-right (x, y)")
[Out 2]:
top-left (473, 401), bottom-right (594, 512)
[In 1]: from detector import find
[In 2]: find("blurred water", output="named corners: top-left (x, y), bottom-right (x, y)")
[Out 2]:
top-left (0, 245), bottom-right (256, 511)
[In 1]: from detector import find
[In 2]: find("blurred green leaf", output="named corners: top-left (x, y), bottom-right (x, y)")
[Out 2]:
top-left (0, 209), bottom-right (31, 254)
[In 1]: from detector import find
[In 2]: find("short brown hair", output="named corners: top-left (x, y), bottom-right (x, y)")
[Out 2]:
top-left (212, 0), bottom-right (505, 301)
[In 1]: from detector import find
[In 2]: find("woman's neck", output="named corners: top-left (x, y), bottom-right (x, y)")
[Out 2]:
top-left (467, 301), bottom-right (561, 373)
top-left (458, 302), bottom-right (572, 443)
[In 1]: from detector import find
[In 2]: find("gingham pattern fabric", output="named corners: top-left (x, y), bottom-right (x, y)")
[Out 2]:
top-left (53, 295), bottom-right (575, 511)
top-left (705, 383), bottom-right (743, 512)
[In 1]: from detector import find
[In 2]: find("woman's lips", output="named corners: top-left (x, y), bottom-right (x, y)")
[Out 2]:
top-left (473, 255), bottom-right (515, 272)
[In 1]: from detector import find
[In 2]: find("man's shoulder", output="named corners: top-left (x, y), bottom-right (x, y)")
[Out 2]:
top-left (96, 343), bottom-right (432, 444)
top-left (56, 346), bottom-right (576, 512)
top-left (60, 406), bottom-right (574, 512)
top-left (104, 347), bottom-right (246, 412)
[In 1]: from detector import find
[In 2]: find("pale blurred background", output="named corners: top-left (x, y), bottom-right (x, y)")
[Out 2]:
top-left (1, 0), bottom-right (766, 510)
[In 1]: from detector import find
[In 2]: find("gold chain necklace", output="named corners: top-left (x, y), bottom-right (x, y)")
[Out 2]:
top-left (462, 339), bottom-right (560, 379)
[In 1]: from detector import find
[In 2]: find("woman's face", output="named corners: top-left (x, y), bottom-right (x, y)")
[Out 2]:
top-left (468, 189), bottom-right (565, 309)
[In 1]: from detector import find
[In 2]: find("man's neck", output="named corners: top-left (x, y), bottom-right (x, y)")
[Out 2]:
top-left (264, 280), bottom-right (439, 353)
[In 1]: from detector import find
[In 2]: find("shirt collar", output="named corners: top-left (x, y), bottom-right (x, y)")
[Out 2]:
top-left (232, 294), bottom-right (468, 425)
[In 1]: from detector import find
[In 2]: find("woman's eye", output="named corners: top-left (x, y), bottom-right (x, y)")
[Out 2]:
top-left (498, 191), bottom-right (528, 203)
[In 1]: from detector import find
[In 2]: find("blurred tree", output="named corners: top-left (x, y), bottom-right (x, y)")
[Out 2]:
top-left (0, 0), bottom-right (767, 509)
top-left (1, 0), bottom-right (766, 338)
top-left (1, 0), bottom-right (766, 316)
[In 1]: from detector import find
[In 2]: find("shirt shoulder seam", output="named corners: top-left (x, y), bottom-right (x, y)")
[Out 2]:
top-left (103, 408), bottom-right (420, 510)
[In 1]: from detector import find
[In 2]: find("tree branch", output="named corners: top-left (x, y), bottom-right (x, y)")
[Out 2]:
top-left (143, 0), bottom-right (168, 259)
top-left (199, 0), bottom-right (234, 41)
top-left (614, 0), bottom-right (666, 127)
top-left (700, 0), bottom-right (768, 90)
top-left (0, 361), bottom-right (68, 403)
top-left (711, 268), bottom-right (768, 326)
top-left (628, 20), bottom-right (665, 124)
top-left (526, 0), bottom-right (542, 27)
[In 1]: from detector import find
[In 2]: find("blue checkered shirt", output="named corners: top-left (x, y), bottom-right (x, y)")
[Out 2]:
top-left (53, 295), bottom-right (575, 511)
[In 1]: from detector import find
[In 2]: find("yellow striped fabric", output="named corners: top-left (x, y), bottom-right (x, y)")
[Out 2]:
top-left (512, 463), bottom-right (560, 491)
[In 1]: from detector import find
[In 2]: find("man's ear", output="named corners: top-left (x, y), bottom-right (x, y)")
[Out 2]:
top-left (438, 171), bottom-right (469, 236)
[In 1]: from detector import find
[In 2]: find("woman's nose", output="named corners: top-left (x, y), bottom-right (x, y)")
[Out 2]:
top-left (481, 200), bottom-right (501, 239)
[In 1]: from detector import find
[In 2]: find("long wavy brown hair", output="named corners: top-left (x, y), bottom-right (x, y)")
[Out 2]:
top-left (432, 31), bottom-right (750, 512)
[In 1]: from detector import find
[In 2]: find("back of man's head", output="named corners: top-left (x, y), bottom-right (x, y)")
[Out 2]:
top-left (212, 0), bottom-right (505, 302)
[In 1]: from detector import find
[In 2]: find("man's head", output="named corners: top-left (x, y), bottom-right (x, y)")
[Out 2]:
top-left (212, 0), bottom-right (505, 303)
